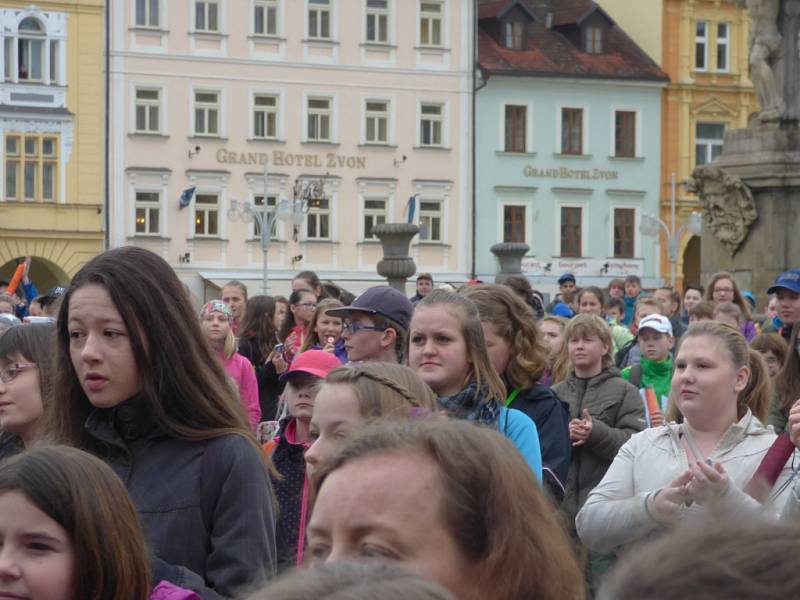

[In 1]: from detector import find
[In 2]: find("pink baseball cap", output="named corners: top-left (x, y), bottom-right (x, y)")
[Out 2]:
top-left (279, 349), bottom-right (341, 382)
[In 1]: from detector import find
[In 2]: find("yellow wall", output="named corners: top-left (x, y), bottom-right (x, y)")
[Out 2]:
top-left (0, 0), bottom-right (105, 284)
top-left (597, 0), bottom-right (663, 64)
top-left (660, 0), bottom-right (756, 288)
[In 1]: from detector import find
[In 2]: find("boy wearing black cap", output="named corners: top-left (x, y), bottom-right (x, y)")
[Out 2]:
top-left (766, 268), bottom-right (800, 342)
top-left (326, 286), bottom-right (413, 364)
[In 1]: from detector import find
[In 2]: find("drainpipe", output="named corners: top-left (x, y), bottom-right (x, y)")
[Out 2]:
top-left (471, 0), bottom-right (488, 279)
top-left (103, 0), bottom-right (111, 250)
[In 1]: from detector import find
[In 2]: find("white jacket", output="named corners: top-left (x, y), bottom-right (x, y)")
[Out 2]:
top-left (576, 410), bottom-right (798, 555)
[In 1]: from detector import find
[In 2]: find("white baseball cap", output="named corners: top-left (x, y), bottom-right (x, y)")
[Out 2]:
top-left (638, 314), bottom-right (673, 336)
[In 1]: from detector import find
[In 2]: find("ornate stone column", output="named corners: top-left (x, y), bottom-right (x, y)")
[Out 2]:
top-left (490, 242), bottom-right (530, 283)
top-left (372, 223), bottom-right (420, 293)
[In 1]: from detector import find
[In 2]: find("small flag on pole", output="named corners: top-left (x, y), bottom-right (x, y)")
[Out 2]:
top-left (179, 186), bottom-right (196, 210)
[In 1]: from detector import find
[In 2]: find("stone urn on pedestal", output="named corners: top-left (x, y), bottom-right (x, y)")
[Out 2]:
top-left (490, 242), bottom-right (530, 283)
top-left (372, 223), bottom-right (420, 294)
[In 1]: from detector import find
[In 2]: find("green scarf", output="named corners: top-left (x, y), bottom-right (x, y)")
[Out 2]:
top-left (639, 356), bottom-right (673, 404)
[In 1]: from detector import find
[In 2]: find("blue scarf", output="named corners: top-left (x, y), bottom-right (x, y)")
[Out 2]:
top-left (436, 380), bottom-right (500, 427)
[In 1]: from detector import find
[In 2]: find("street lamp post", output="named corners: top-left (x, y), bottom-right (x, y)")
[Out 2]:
top-left (228, 163), bottom-right (326, 294)
top-left (639, 172), bottom-right (703, 287)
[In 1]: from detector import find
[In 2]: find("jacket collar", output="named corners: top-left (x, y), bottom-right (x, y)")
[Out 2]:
top-left (84, 395), bottom-right (161, 445)
top-left (659, 409), bottom-right (768, 454)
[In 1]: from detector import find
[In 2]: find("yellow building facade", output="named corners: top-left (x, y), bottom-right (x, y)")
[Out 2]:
top-left (0, 1), bottom-right (104, 291)
top-left (662, 0), bottom-right (757, 287)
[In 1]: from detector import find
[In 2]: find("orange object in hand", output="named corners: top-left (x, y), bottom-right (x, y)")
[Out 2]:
top-left (644, 385), bottom-right (660, 424)
top-left (6, 263), bottom-right (24, 296)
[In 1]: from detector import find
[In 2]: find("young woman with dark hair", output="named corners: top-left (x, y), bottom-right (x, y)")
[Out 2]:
top-left (292, 270), bottom-right (329, 300)
top-left (0, 445), bottom-right (200, 599)
top-left (46, 246), bottom-right (276, 599)
top-left (706, 272), bottom-right (757, 341)
top-left (277, 288), bottom-right (316, 362)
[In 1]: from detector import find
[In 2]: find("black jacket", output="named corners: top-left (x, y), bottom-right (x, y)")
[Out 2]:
top-left (0, 433), bottom-right (22, 462)
top-left (84, 399), bottom-right (277, 599)
top-left (506, 383), bottom-right (571, 484)
top-left (238, 335), bottom-right (284, 421)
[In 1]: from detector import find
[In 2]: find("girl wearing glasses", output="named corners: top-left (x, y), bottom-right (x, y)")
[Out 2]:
top-left (0, 323), bottom-right (54, 462)
top-left (277, 289), bottom-right (317, 362)
top-left (705, 271), bottom-right (757, 342)
top-left (299, 298), bottom-right (347, 363)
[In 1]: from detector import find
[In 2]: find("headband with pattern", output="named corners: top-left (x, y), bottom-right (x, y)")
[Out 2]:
top-left (200, 300), bottom-right (233, 321)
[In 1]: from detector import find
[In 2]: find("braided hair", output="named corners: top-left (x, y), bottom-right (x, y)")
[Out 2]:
top-left (324, 363), bottom-right (437, 419)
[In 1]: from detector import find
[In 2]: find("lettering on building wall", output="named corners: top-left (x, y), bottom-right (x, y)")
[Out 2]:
top-left (216, 149), bottom-right (367, 169)
top-left (522, 166), bottom-right (618, 180)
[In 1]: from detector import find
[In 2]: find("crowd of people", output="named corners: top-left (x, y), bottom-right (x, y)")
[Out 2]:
top-left (1, 250), bottom-right (799, 599)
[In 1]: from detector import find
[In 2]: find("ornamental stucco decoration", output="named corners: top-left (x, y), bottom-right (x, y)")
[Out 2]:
top-left (689, 166), bottom-right (758, 256)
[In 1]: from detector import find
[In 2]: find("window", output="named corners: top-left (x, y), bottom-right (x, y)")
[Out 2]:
top-left (195, 1), bottom-right (219, 32)
top-left (717, 22), bottom-right (729, 71)
top-left (307, 197), bottom-right (331, 239)
top-left (613, 208), bottom-right (635, 258)
top-left (18, 18), bottom-right (44, 82)
top-left (504, 105), bottom-right (527, 153)
top-left (253, 94), bottom-right (278, 139)
top-left (4, 134), bottom-right (57, 202)
top-left (419, 200), bottom-right (442, 242)
top-left (420, 2), bottom-right (443, 47)
top-left (584, 27), bottom-right (603, 54)
top-left (194, 91), bottom-right (220, 137)
top-left (560, 207), bottom-right (582, 257)
top-left (420, 103), bottom-right (443, 147)
top-left (254, 0), bottom-right (278, 35)
top-left (503, 205), bottom-right (526, 243)
top-left (308, 0), bottom-right (331, 40)
top-left (365, 100), bottom-right (389, 144)
top-left (366, 0), bottom-right (388, 43)
top-left (135, 191), bottom-right (160, 235)
top-left (363, 197), bottom-right (387, 239)
top-left (561, 108), bottom-right (583, 155)
top-left (194, 193), bottom-right (220, 236)
top-left (254, 194), bottom-right (278, 238)
top-left (614, 110), bottom-right (636, 158)
top-left (695, 21), bottom-right (707, 70)
top-left (135, 88), bottom-right (161, 133)
top-left (695, 122), bottom-right (725, 166)
top-left (307, 97), bottom-right (332, 142)
top-left (135, 0), bottom-right (160, 28)
top-left (503, 21), bottom-right (525, 50)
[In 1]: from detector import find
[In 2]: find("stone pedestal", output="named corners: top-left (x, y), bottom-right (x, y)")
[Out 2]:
top-left (490, 242), bottom-right (530, 283)
top-left (698, 121), bottom-right (800, 294)
top-left (372, 223), bottom-right (419, 294)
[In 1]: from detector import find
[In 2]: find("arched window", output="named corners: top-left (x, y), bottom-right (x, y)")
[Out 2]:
top-left (17, 17), bottom-right (45, 81)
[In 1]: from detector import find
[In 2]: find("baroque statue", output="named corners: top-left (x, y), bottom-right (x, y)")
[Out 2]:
top-left (688, 167), bottom-right (758, 256)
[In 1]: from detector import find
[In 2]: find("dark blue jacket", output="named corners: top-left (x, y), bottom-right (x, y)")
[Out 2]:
top-left (506, 383), bottom-right (571, 484)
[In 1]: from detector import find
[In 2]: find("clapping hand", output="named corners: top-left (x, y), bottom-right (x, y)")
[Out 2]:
top-left (569, 409), bottom-right (593, 447)
top-left (652, 470), bottom-right (693, 523)
top-left (686, 461), bottom-right (730, 505)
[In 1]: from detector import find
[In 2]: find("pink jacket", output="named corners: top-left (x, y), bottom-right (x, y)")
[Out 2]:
top-left (150, 581), bottom-right (202, 600)
top-left (220, 351), bottom-right (262, 431)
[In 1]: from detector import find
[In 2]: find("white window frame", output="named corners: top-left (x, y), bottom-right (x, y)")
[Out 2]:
top-left (556, 104), bottom-right (589, 156)
top-left (253, 0), bottom-right (279, 36)
top-left (418, 0), bottom-right (444, 48)
top-left (500, 101), bottom-right (534, 153)
top-left (134, 189), bottom-right (161, 236)
top-left (695, 20), bottom-right (708, 71)
top-left (193, 0), bottom-right (221, 33)
top-left (364, 0), bottom-right (390, 44)
top-left (303, 93), bottom-right (336, 142)
top-left (716, 22), bottom-right (730, 72)
top-left (192, 88), bottom-right (223, 138)
top-left (133, 86), bottom-right (163, 134)
top-left (418, 197), bottom-right (443, 242)
top-left (498, 202), bottom-right (529, 246)
top-left (307, 0), bottom-right (332, 40)
top-left (135, 0), bottom-right (161, 28)
top-left (417, 100), bottom-right (448, 148)
top-left (362, 97), bottom-right (393, 145)
top-left (305, 195), bottom-right (332, 240)
top-left (584, 26), bottom-right (603, 54)
top-left (193, 192), bottom-right (221, 238)
top-left (694, 121), bottom-right (726, 167)
top-left (609, 106), bottom-right (642, 158)
top-left (361, 195), bottom-right (389, 240)
top-left (556, 202), bottom-right (588, 258)
top-left (252, 92), bottom-right (280, 140)
top-left (608, 204), bottom-right (640, 259)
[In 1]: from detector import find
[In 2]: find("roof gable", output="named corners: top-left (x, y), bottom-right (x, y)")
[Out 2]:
top-left (478, 0), bottom-right (536, 22)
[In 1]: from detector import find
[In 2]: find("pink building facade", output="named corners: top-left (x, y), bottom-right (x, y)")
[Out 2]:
top-left (110, 0), bottom-right (473, 300)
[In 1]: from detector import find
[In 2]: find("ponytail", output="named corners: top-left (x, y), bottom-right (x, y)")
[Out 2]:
top-left (741, 348), bottom-right (770, 423)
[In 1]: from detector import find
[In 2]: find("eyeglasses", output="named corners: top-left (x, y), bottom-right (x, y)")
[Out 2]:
top-left (0, 363), bottom-right (37, 384)
top-left (343, 323), bottom-right (387, 334)
top-left (295, 302), bottom-right (317, 309)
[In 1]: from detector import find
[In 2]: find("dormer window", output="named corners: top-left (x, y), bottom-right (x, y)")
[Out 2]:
top-left (503, 21), bottom-right (526, 50)
top-left (584, 26), bottom-right (603, 54)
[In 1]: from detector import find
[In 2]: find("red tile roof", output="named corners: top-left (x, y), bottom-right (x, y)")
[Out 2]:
top-left (478, 0), bottom-right (669, 82)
